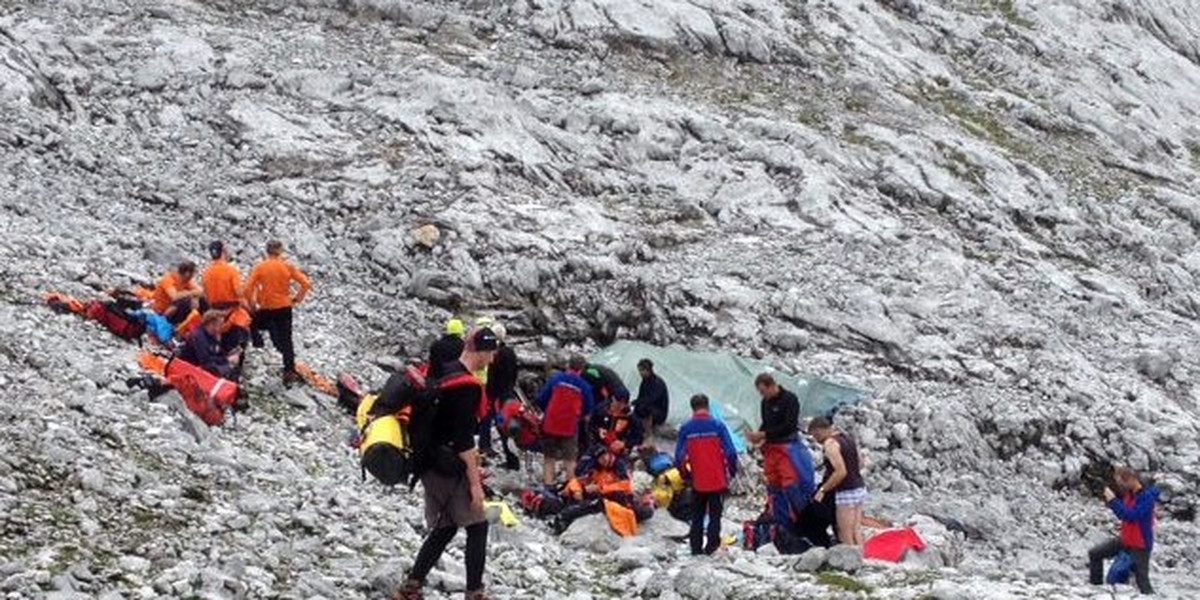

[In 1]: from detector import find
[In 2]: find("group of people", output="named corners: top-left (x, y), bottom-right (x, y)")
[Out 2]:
top-left (153, 240), bottom-right (312, 386)
top-left (142, 243), bottom-right (1161, 599)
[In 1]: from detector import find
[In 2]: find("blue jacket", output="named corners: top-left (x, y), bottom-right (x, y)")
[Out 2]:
top-left (1110, 486), bottom-right (1159, 551)
top-left (675, 411), bottom-right (738, 493)
top-left (178, 327), bottom-right (229, 377)
top-left (537, 371), bottom-right (595, 437)
top-left (538, 371), bottom-right (595, 414)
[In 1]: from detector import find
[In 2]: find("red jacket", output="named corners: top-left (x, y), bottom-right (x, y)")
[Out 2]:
top-left (674, 411), bottom-right (738, 493)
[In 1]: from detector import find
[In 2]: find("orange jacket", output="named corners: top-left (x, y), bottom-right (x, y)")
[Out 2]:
top-left (151, 272), bottom-right (198, 314)
top-left (203, 260), bottom-right (243, 307)
top-left (246, 257), bottom-right (311, 310)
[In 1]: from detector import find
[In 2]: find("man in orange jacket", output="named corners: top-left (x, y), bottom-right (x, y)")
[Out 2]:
top-left (151, 261), bottom-right (204, 324)
top-left (245, 240), bottom-right (311, 384)
top-left (202, 241), bottom-right (252, 355)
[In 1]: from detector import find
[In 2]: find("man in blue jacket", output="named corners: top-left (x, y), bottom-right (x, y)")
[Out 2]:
top-left (675, 394), bottom-right (738, 556)
top-left (1088, 466), bottom-right (1159, 594)
top-left (537, 356), bottom-right (595, 487)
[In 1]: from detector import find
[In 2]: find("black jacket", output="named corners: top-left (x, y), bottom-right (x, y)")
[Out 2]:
top-left (759, 387), bottom-right (800, 444)
top-left (486, 344), bottom-right (518, 402)
top-left (634, 373), bottom-right (669, 425)
top-left (583, 364), bottom-right (630, 402)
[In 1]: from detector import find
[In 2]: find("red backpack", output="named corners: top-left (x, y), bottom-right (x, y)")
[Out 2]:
top-left (166, 359), bottom-right (239, 426)
top-left (542, 381), bottom-right (584, 438)
top-left (500, 400), bottom-right (542, 450)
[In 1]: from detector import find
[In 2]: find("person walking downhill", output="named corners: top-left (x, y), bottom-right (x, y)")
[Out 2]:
top-left (395, 327), bottom-right (500, 600)
top-left (1088, 466), bottom-right (1159, 595)
top-left (807, 417), bottom-right (868, 546)
top-left (245, 240), bottom-right (311, 385)
top-left (675, 394), bottom-right (738, 556)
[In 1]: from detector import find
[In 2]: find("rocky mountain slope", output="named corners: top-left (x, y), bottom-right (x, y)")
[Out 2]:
top-left (2, 0), bottom-right (1199, 598)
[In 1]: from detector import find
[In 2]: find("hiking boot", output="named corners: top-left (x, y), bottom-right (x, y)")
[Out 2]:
top-left (282, 370), bottom-right (303, 387)
top-left (232, 395), bottom-right (251, 412)
top-left (393, 579), bottom-right (422, 600)
top-left (464, 589), bottom-right (495, 600)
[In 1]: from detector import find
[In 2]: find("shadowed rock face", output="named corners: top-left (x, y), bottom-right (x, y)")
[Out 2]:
top-left (1, 0), bottom-right (1199, 597)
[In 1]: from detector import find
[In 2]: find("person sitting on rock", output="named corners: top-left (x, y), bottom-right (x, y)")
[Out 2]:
top-left (151, 260), bottom-right (204, 325)
top-left (548, 447), bottom-right (652, 535)
top-left (1088, 466), bottom-right (1159, 595)
top-left (633, 358), bottom-right (669, 448)
top-left (176, 310), bottom-right (239, 380)
top-left (589, 393), bottom-right (644, 461)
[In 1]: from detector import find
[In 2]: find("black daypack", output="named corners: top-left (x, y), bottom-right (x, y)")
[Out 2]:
top-left (358, 367), bottom-right (480, 487)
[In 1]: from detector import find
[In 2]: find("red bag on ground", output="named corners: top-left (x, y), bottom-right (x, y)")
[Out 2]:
top-left (863, 528), bottom-right (927, 563)
top-left (166, 359), bottom-right (239, 426)
top-left (84, 300), bottom-right (145, 341)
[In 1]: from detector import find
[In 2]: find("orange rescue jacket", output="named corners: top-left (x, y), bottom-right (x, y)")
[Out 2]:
top-left (151, 272), bottom-right (197, 314)
top-left (246, 257), bottom-right (311, 310)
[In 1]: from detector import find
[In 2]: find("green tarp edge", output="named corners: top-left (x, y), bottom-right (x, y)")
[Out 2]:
top-left (588, 341), bottom-right (870, 452)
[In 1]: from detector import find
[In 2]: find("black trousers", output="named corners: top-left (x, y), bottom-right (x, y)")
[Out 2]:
top-left (410, 522), bottom-right (488, 592)
top-left (1089, 537), bottom-right (1153, 594)
top-left (253, 308), bottom-right (295, 373)
top-left (690, 492), bottom-right (724, 555)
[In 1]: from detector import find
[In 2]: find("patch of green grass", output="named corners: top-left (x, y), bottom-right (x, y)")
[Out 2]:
top-left (935, 140), bottom-right (987, 188)
top-left (1186, 140), bottom-right (1200, 171)
top-left (817, 571), bottom-right (874, 594)
top-left (913, 83), bottom-right (1037, 161)
top-left (994, 0), bottom-right (1035, 29)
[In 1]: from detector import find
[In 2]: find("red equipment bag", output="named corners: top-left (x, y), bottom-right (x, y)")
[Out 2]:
top-left (165, 358), bottom-right (239, 426)
top-left (84, 300), bottom-right (145, 342)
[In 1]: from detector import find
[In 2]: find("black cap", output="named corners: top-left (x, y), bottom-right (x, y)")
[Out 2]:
top-left (465, 327), bottom-right (500, 352)
top-left (209, 240), bottom-right (225, 260)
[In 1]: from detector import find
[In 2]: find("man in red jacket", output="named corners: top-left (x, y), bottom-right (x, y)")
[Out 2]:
top-left (675, 394), bottom-right (738, 555)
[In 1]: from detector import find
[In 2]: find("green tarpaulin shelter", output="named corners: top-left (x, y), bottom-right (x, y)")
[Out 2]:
top-left (588, 341), bottom-right (869, 452)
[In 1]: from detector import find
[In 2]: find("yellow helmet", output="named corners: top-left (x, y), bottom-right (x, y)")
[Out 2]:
top-left (445, 318), bottom-right (465, 337)
top-left (652, 486), bottom-right (674, 508)
top-left (475, 315), bottom-right (495, 328)
top-left (657, 468), bottom-right (685, 492)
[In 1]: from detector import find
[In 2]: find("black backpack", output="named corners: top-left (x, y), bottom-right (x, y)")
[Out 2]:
top-left (358, 367), bottom-right (480, 488)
